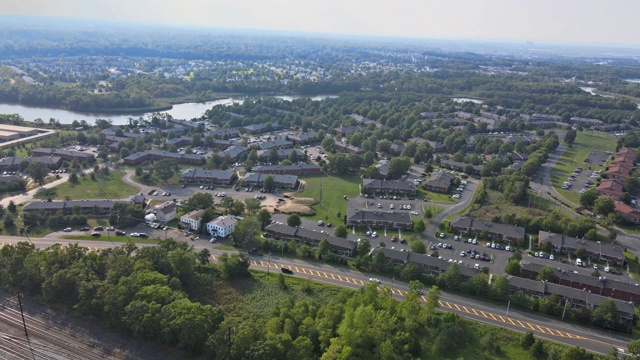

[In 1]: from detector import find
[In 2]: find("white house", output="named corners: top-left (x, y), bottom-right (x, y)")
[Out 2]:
top-left (155, 202), bottom-right (176, 223)
top-left (180, 209), bottom-right (205, 231)
top-left (207, 216), bottom-right (237, 238)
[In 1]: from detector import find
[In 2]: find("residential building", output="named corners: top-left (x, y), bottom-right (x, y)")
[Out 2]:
top-left (180, 169), bottom-right (237, 185)
top-left (423, 171), bottom-right (455, 193)
top-left (252, 164), bottom-right (322, 176)
top-left (206, 216), bottom-right (237, 238)
top-left (221, 146), bottom-right (249, 161)
top-left (614, 200), bottom-right (640, 224)
top-left (264, 223), bottom-right (356, 257)
top-left (537, 230), bottom-right (625, 266)
top-left (371, 248), bottom-right (477, 279)
top-left (242, 173), bottom-right (298, 189)
top-left (23, 200), bottom-right (117, 216)
top-left (130, 193), bottom-right (146, 207)
top-left (258, 139), bottom-right (292, 150)
top-left (519, 263), bottom-right (640, 302)
top-left (181, 209), bottom-right (206, 231)
top-left (123, 150), bottom-right (205, 166)
top-left (335, 141), bottom-right (363, 154)
top-left (155, 202), bottom-right (177, 223)
top-left (507, 276), bottom-right (635, 322)
top-left (0, 156), bottom-right (62, 171)
top-left (346, 208), bottom-right (413, 230)
top-left (287, 132), bottom-right (317, 145)
top-left (595, 178), bottom-right (624, 198)
top-left (362, 179), bottom-right (417, 196)
top-left (32, 148), bottom-right (94, 162)
top-left (450, 216), bottom-right (525, 243)
top-left (441, 160), bottom-right (483, 175)
top-left (209, 128), bottom-right (240, 139)
top-left (604, 164), bottom-right (632, 180)
top-left (257, 148), bottom-right (304, 160)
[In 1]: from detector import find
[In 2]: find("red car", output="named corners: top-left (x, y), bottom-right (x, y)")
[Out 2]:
top-left (391, 236), bottom-right (397, 242)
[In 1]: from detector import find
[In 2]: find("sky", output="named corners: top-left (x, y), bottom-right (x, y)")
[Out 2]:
top-left (3, 0), bottom-right (640, 46)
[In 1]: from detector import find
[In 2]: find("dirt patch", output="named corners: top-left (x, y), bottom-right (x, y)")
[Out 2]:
top-left (276, 201), bottom-right (315, 215)
top-left (292, 197), bottom-right (318, 205)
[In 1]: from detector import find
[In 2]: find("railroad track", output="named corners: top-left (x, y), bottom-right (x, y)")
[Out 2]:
top-left (0, 293), bottom-right (147, 360)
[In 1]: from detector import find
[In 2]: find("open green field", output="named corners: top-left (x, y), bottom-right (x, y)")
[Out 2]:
top-left (551, 132), bottom-right (616, 204)
top-left (423, 204), bottom-right (444, 217)
top-left (466, 189), bottom-right (552, 222)
top-left (34, 170), bottom-right (139, 200)
top-left (296, 174), bottom-right (361, 225)
top-left (62, 234), bottom-right (159, 244)
top-left (420, 189), bottom-right (459, 204)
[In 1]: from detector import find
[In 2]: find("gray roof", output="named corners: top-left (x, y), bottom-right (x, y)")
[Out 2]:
top-left (425, 171), bottom-right (455, 189)
top-left (243, 172), bottom-right (298, 186)
top-left (208, 215), bottom-right (237, 228)
top-left (23, 200), bottom-right (116, 211)
top-left (507, 276), bottom-right (635, 316)
top-left (33, 148), bottom-right (94, 159)
top-left (252, 163), bottom-right (321, 173)
top-left (265, 223), bottom-right (356, 251)
top-left (362, 179), bottom-right (417, 192)
top-left (347, 208), bottom-right (412, 225)
top-left (181, 169), bottom-right (236, 181)
top-left (209, 128), bottom-right (240, 138)
top-left (288, 132), bottom-right (317, 142)
top-left (259, 139), bottom-right (292, 150)
top-left (257, 148), bottom-right (304, 158)
top-left (451, 216), bottom-right (525, 240)
top-left (538, 231), bottom-right (624, 259)
top-left (221, 146), bottom-right (249, 159)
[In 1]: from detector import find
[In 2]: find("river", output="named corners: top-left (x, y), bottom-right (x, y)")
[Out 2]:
top-left (0, 95), bottom-right (336, 126)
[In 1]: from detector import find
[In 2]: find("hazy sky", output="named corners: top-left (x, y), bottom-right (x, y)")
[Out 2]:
top-left (4, 0), bottom-right (640, 45)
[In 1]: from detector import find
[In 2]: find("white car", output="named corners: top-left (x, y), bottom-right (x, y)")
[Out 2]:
top-left (439, 233), bottom-right (445, 238)
top-left (452, 194), bottom-right (461, 199)
top-left (472, 239), bottom-right (477, 245)
top-left (549, 254), bottom-right (554, 260)
top-left (390, 204), bottom-right (394, 209)
top-left (460, 251), bottom-right (466, 257)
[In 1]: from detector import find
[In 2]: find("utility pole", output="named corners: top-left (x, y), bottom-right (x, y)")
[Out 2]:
top-left (17, 293), bottom-right (28, 337)
top-left (561, 297), bottom-right (569, 320)
top-left (225, 326), bottom-right (234, 360)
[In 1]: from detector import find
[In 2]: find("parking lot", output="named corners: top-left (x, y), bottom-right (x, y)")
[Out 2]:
top-left (348, 196), bottom-right (422, 217)
top-left (560, 167), bottom-right (599, 196)
top-left (584, 150), bottom-right (611, 167)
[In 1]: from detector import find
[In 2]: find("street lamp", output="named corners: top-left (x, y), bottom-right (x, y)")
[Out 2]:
top-left (267, 253), bottom-right (271, 274)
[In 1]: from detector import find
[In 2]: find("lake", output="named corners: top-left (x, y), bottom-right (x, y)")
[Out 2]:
top-left (0, 95), bottom-right (336, 126)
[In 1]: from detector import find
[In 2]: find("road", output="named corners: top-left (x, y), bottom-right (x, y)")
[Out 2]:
top-left (0, 236), bottom-right (631, 356)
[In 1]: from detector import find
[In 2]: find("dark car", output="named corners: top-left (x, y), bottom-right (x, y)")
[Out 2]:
top-left (90, 232), bottom-right (101, 237)
top-left (138, 233), bottom-right (149, 238)
top-left (80, 226), bottom-right (90, 231)
top-left (281, 267), bottom-right (294, 275)
top-left (115, 230), bottom-right (126, 236)
top-left (181, 184), bottom-right (187, 188)
top-left (93, 226), bottom-right (103, 231)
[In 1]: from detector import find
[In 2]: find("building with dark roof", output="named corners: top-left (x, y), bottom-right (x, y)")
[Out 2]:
top-left (242, 173), bottom-right (298, 189)
top-left (123, 150), bottom-right (205, 165)
top-left (346, 208), bottom-right (413, 230)
top-left (209, 128), bottom-right (240, 139)
top-left (258, 139), bottom-right (292, 150)
top-left (32, 148), bottom-right (94, 162)
top-left (23, 200), bottom-right (118, 216)
top-left (507, 276), bottom-right (635, 322)
top-left (0, 156), bottom-right (62, 171)
top-left (221, 146), bottom-right (249, 161)
top-left (519, 262), bottom-right (640, 303)
top-left (252, 163), bottom-right (322, 176)
top-left (362, 179), bottom-right (417, 196)
top-left (181, 169), bottom-right (237, 185)
top-left (450, 216), bottom-right (525, 243)
top-left (264, 223), bottom-right (356, 257)
top-left (441, 160), bottom-right (483, 175)
top-left (538, 230), bottom-right (625, 266)
top-left (335, 142), bottom-right (363, 154)
top-left (287, 132), bottom-right (317, 144)
top-left (371, 248), bottom-right (478, 279)
top-left (257, 148), bottom-right (304, 161)
top-left (423, 171), bottom-right (455, 193)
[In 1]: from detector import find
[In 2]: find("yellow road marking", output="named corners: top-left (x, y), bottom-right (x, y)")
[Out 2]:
top-left (516, 320), bottom-right (526, 327)
top-left (421, 296), bottom-right (427, 302)
top-left (488, 313), bottom-right (498, 321)
top-left (535, 325), bottom-right (547, 334)
top-left (497, 315), bottom-right (505, 322)
top-left (527, 323), bottom-right (537, 331)
top-left (480, 311), bottom-right (488, 318)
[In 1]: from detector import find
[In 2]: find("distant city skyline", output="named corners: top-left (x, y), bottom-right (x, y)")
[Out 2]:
top-left (3, 0), bottom-right (640, 46)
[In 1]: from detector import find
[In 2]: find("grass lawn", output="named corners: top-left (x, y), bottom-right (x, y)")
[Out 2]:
top-left (625, 250), bottom-right (640, 280)
top-left (466, 189), bottom-right (552, 222)
top-left (423, 204), bottom-right (444, 217)
top-left (33, 170), bottom-right (139, 200)
top-left (296, 174), bottom-right (361, 225)
top-left (551, 131), bottom-right (616, 204)
top-left (420, 189), bottom-right (458, 204)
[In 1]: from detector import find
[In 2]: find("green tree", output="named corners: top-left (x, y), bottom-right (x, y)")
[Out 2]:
top-left (505, 259), bottom-right (521, 276)
top-left (409, 239), bottom-right (426, 254)
top-left (424, 285), bottom-right (441, 317)
top-left (186, 193), bottom-right (214, 211)
top-left (231, 217), bottom-right (261, 247)
top-left (263, 176), bottom-right (276, 192)
top-left (256, 209), bottom-right (272, 230)
top-left (575, 247), bottom-right (587, 259)
top-left (220, 196), bottom-right (234, 213)
top-left (591, 299), bottom-right (619, 330)
top-left (414, 219), bottom-right (426, 234)
top-left (334, 224), bottom-right (348, 238)
top-left (7, 200), bottom-right (16, 214)
top-left (521, 331), bottom-right (535, 349)
top-left (135, 167), bottom-right (144, 177)
top-left (230, 200), bottom-right (245, 216)
top-left (25, 161), bottom-right (49, 185)
top-left (490, 275), bottom-right (510, 301)
top-left (287, 214), bottom-right (301, 227)
top-left (437, 263), bottom-right (462, 290)
top-left (536, 266), bottom-right (557, 282)
top-left (69, 172), bottom-right (79, 184)
top-left (388, 156), bottom-right (411, 179)
top-left (244, 198), bottom-right (261, 216)
top-left (318, 239), bottom-right (330, 259)
top-left (580, 189), bottom-right (598, 209)
top-left (4, 214), bottom-right (14, 228)
top-left (594, 197), bottom-right (615, 216)
top-left (624, 177), bottom-right (640, 195)
top-left (628, 339), bottom-right (640, 357)
top-left (561, 346), bottom-right (593, 360)
top-left (564, 129), bottom-right (577, 146)
top-left (154, 159), bottom-right (177, 183)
